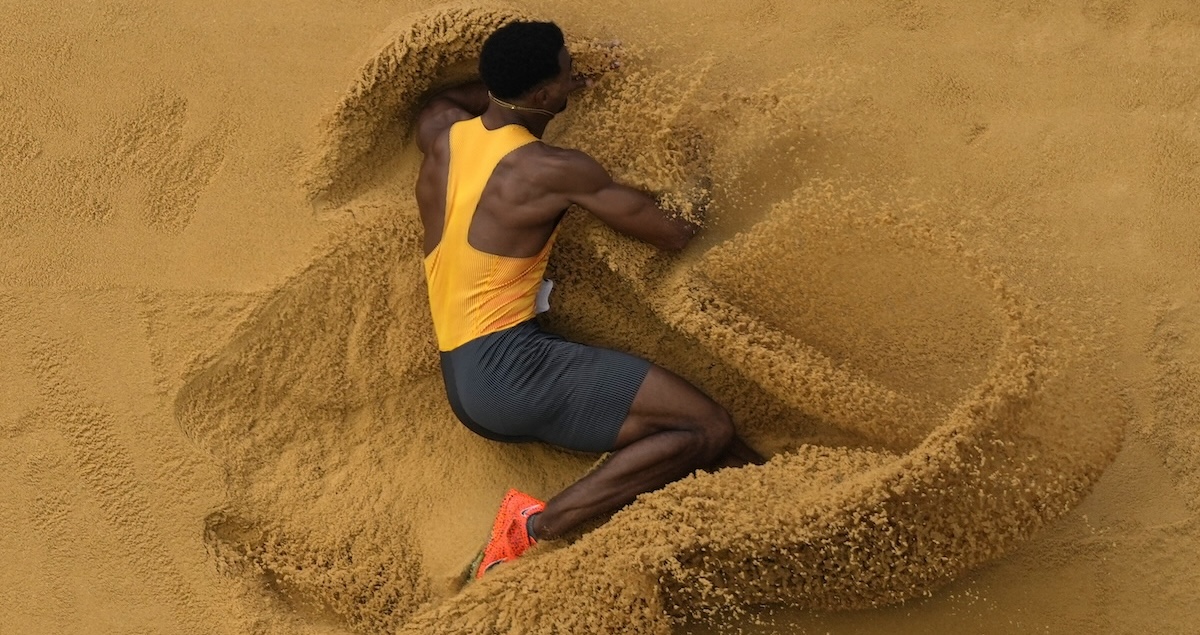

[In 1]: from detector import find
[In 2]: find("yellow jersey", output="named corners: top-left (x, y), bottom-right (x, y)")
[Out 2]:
top-left (423, 117), bottom-right (556, 352)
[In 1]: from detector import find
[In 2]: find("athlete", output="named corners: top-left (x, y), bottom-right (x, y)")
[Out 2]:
top-left (414, 21), bottom-right (762, 579)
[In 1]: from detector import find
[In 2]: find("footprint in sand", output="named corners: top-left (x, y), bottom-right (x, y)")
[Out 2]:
top-left (104, 94), bottom-right (231, 233)
top-left (0, 91), bottom-right (229, 233)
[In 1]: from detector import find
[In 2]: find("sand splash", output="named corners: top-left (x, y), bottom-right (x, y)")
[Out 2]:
top-left (176, 3), bottom-right (1126, 633)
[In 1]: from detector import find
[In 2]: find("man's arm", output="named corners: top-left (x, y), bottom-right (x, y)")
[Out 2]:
top-left (556, 150), bottom-right (700, 251)
top-left (415, 82), bottom-right (489, 154)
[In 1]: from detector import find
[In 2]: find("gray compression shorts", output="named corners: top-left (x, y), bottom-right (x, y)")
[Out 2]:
top-left (439, 319), bottom-right (652, 453)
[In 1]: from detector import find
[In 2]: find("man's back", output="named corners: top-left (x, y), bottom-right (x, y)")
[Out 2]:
top-left (415, 86), bottom-right (700, 259)
top-left (416, 113), bottom-right (573, 262)
top-left (421, 116), bottom-right (563, 352)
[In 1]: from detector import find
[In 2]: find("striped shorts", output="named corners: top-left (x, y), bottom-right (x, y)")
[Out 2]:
top-left (439, 319), bottom-right (651, 453)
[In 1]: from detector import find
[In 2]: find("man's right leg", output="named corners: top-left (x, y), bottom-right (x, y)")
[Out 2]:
top-left (529, 364), bottom-right (742, 540)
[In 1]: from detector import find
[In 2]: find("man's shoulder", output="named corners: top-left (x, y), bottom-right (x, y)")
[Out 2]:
top-left (416, 101), bottom-right (473, 154)
top-left (519, 143), bottom-right (607, 191)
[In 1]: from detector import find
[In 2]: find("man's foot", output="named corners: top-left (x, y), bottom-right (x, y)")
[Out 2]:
top-left (713, 435), bottom-right (767, 469)
top-left (473, 489), bottom-right (545, 580)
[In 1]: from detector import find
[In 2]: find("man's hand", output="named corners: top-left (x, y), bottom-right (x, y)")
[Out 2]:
top-left (569, 39), bottom-right (624, 91)
top-left (652, 172), bottom-right (712, 235)
top-left (686, 174), bottom-right (714, 225)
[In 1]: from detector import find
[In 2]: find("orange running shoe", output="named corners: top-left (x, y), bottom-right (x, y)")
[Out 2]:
top-left (474, 488), bottom-right (545, 580)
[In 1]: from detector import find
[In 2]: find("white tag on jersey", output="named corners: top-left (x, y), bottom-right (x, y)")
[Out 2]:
top-left (535, 278), bottom-right (554, 314)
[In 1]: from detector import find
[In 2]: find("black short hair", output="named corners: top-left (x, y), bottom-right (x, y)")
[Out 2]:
top-left (479, 21), bottom-right (565, 100)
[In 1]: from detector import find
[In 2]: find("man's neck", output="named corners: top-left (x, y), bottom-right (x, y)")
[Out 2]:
top-left (481, 104), bottom-right (551, 138)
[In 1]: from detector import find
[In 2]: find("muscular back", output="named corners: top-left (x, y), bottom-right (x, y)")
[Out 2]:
top-left (414, 85), bottom-right (699, 259)
top-left (416, 117), bottom-right (570, 259)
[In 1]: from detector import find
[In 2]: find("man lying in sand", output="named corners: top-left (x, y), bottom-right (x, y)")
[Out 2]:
top-left (414, 21), bottom-right (762, 580)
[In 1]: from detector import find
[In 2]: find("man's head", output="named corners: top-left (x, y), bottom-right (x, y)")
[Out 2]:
top-left (480, 21), bottom-right (575, 114)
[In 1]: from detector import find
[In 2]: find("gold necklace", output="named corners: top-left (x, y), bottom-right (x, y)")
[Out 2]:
top-left (488, 91), bottom-right (556, 118)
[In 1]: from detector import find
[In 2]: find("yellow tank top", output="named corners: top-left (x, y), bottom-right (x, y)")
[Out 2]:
top-left (423, 117), bottom-right (555, 352)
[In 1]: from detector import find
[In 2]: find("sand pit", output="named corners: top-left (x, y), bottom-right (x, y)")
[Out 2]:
top-left (4, 0), bottom-right (1198, 634)
top-left (171, 4), bottom-right (1124, 632)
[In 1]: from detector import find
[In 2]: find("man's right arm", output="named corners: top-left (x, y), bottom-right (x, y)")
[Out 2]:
top-left (556, 150), bottom-right (700, 251)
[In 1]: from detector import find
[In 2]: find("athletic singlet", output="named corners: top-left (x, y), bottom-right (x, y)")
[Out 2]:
top-left (423, 117), bottom-right (556, 352)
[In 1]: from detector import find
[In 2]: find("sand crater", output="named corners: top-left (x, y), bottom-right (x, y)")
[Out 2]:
top-left (174, 4), bottom-right (1125, 633)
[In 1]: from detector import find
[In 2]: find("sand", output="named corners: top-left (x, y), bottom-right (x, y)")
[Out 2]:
top-left (2, 0), bottom-right (1198, 633)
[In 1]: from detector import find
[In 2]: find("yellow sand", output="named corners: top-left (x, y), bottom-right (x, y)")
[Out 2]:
top-left (2, 1), bottom-right (1197, 634)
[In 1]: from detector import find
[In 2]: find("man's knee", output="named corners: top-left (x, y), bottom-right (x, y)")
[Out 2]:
top-left (696, 404), bottom-right (734, 461)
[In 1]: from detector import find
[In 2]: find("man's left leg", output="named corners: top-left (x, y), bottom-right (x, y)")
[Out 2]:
top-left (529, 363), bottom-right (762, 541)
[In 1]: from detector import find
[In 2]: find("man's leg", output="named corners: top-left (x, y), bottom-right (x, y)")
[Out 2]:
top-left (713, 435), bottom-right (764, 470)
top-left (530, 364), bottom-right (761, 540)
